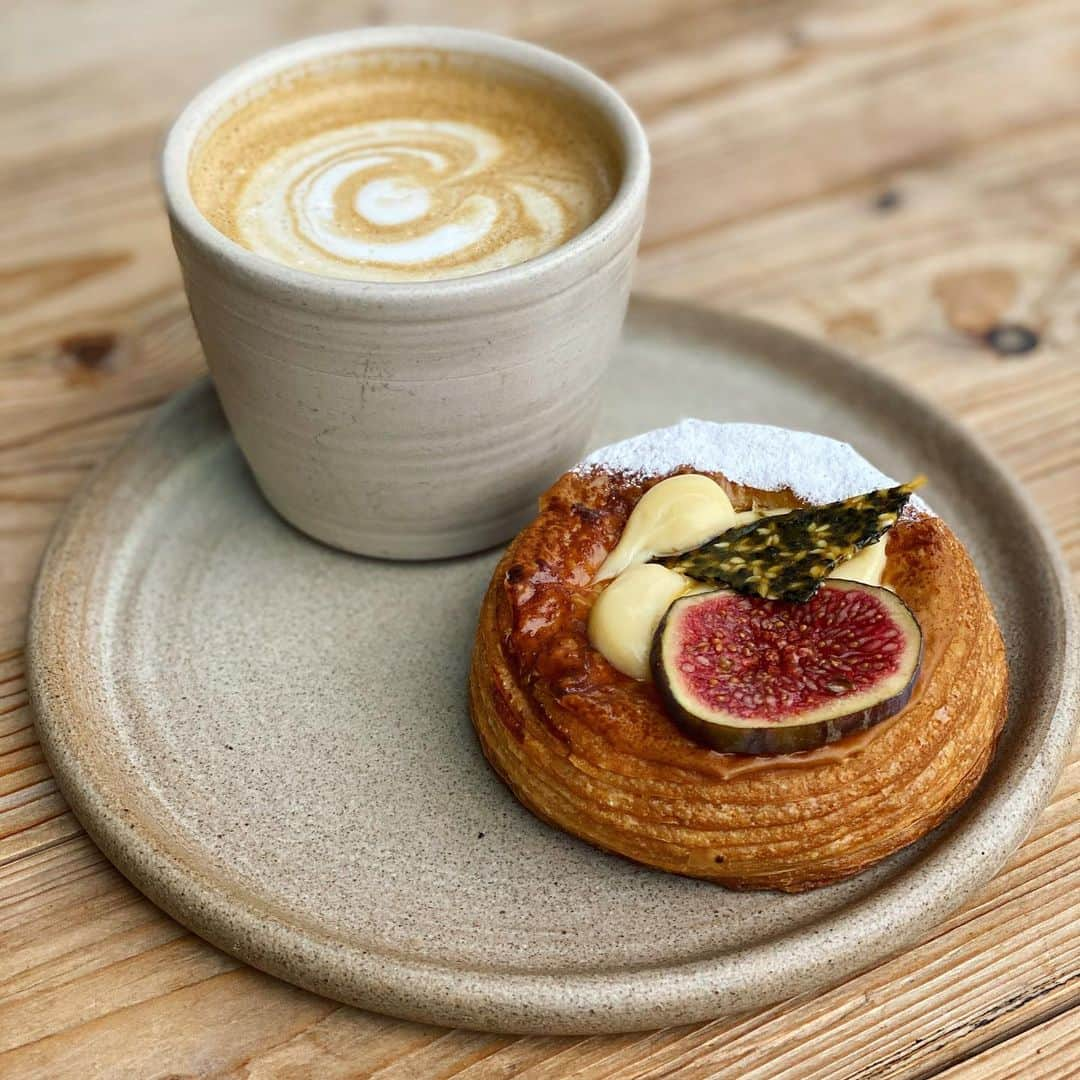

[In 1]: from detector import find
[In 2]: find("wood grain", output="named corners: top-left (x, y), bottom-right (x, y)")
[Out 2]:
top-left (2, 0), bottom-right (1078, 1076)
top-left (937, 1006), bottom-right (1080, 1080)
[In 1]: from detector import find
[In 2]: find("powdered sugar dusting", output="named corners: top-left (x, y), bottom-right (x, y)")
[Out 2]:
top-left (577, 419), bottom-right (932, 513)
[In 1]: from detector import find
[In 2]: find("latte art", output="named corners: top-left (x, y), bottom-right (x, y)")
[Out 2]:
top-left (191, 52), bottom-right (620, 281)
top-left (239, 119), bottom-right (591, 278)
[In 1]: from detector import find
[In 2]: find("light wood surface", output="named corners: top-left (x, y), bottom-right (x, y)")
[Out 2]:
top-left (2, 1), bottom-right (1078, 1076)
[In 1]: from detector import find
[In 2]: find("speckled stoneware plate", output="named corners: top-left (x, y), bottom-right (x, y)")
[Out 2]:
top-left (29, 298), bottom-right (1079, 1035)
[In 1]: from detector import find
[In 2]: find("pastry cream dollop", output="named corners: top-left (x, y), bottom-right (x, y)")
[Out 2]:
top-left (587, 564), bottom-right (697, 681)
top-left (594, 474), bottom-right (737, 581)
top-left (588, 474), bottom-right (890, 681)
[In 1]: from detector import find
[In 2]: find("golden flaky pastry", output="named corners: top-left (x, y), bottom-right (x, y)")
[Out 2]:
top-left (469, 465), bottom-right (1008, 892)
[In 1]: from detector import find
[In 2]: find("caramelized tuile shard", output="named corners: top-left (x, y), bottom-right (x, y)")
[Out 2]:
top-left (658, 479), bottom-right (924, 602)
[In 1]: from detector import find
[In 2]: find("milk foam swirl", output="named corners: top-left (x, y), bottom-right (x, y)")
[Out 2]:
top-left (234, 119), bottom-right (597, 280)
top-left (190, 54), bottom-right (620, 283)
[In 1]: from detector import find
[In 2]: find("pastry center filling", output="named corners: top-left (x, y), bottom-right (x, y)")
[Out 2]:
top-left (588, 474), bottom-right (890, 683)
top-left (585, 472), bottom-right (923, 756)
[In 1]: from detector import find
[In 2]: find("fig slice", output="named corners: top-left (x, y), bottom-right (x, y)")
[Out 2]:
top-left (652, 581), bottom-right (923, 755)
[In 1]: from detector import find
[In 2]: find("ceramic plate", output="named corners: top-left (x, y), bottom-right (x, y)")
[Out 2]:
top-left (29, 298), bottom-right (1078, 1034)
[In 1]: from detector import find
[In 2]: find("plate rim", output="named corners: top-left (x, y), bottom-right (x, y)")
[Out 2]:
top-left (28, 295), bottom-right (1080, 1034)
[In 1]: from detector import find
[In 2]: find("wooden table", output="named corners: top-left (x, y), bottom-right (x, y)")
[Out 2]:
top-left (2, 1), bottom-right (1078, 1076)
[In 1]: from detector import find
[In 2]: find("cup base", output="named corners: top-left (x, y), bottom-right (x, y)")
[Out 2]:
top-left (257, 480), bottom-right (536, 561)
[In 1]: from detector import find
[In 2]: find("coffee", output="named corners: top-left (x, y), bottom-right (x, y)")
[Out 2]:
top-left (190, 50), bottom-right (620, 282)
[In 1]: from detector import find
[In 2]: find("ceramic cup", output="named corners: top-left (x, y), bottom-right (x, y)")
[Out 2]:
top-left (162, 27), bottom-right (650, 559)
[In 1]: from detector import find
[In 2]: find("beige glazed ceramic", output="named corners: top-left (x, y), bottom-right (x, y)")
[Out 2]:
top-left (162, 27), bottom-right (650, 559)
top-left (28, 300), bottom-right (1080, 1035)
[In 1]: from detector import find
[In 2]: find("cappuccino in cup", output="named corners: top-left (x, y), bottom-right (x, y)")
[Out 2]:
top-left (190, 50), bottom-right (620, 282)
top-left (165, 28), bottom-right (649, 558)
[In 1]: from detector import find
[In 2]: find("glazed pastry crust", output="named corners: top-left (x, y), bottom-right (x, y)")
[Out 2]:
top-left (468, 467), bottom-right (1008, 892)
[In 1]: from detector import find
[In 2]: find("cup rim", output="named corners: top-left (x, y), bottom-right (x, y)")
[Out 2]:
top-left (161, 25), bottom-right (650, 310)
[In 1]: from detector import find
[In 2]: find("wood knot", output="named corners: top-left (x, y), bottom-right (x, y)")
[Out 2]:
top-left (872, 189), bottom-right (901, 212)
top-left (58, 331), bottom-right (124, 384)
top-left (61, 331), bottom-right (115, 367)
top-left (985, 324), bottom-right (1039, 357)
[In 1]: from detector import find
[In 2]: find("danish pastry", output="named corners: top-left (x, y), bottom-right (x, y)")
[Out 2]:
top-left (468, 421), bottom-right (1007, 892)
